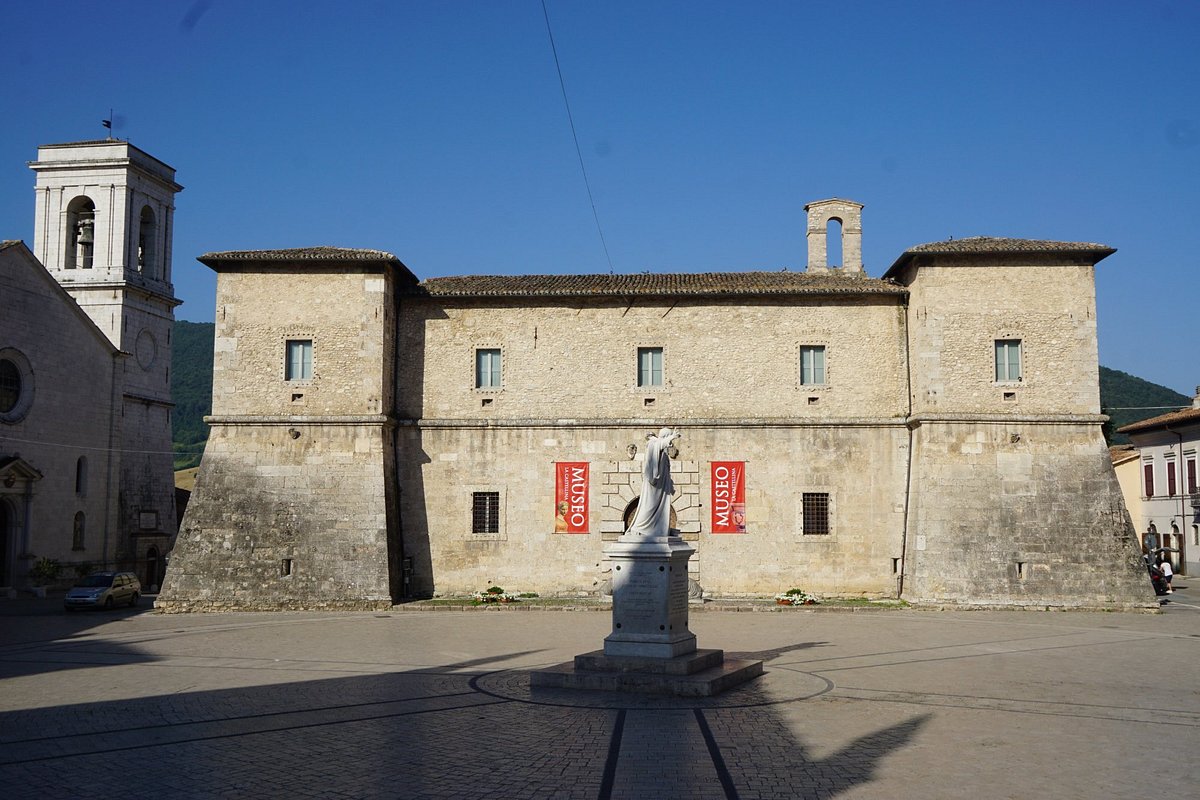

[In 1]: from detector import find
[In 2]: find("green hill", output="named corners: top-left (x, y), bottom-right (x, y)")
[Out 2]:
top-left (1100, 367), bottom-right (1190, 444)
top-left (168, 320), bottom-right (1187, 461)
top-left (171, 321), bottom-right (214, 469)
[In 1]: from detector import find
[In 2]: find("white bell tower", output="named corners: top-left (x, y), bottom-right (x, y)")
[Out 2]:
top-left (28, 140), bottom-right (183, 568)
top-left (29, 140), bottom-right (183, 354)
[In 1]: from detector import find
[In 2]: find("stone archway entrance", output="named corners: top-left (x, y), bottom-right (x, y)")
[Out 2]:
top-left (622, 498), bottom-right (678, 532)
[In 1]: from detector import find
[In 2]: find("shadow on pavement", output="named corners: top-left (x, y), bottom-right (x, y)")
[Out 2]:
top-left (0, 592), bottom-right (161, 678)
top-left (0, 646), bottom-right (930, 799)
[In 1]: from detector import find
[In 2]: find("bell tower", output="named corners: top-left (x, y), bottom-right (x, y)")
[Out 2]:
top-left (29, 140), bottom-right (183, 351)
top-left (29, 140), bottom-right (183, 573)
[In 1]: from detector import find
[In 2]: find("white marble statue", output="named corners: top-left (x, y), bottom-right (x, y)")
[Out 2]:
top-left (627, 427), bottom-right (680, 538)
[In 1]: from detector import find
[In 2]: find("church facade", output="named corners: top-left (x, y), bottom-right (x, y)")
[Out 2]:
top-left (159, 199), bottom-right (1154, 610)
top-left (0, 141), bottom-right (180, 591)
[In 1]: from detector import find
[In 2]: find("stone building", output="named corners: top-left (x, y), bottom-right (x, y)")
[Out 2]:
top-left (159, 199), bottom-right (1154, 610)
top-left (0, 141), bottom-right (180, 591)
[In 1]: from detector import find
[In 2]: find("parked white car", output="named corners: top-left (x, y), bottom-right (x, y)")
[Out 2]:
top-left (64, 572), bottom-right (141, 611)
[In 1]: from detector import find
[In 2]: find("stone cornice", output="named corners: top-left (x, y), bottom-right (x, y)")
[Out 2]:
top-left (202, 413), bottom-right (1107, 429)
top-left (403, 417), bottom-right (909, 429)
top-left (908, 413), bottom-right (1107, 426)
top-left (205, 415), bottom-right (395, 426)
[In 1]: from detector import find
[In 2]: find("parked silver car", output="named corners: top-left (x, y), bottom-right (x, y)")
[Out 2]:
top-left (64, 572), bottom-right (141, 610)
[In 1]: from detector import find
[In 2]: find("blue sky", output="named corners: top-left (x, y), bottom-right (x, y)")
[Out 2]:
top-left (2, 1), bottom-right (1197, 395)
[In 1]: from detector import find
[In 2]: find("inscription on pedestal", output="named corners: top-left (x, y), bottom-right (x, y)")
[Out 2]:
top-left (613, 563), bottom-right (662, 630)
top-left (669, 568), bottom-right (688, 608)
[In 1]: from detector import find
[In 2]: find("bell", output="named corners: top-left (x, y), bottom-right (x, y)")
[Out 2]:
top-left (77, 223), bottom-right (94, 245)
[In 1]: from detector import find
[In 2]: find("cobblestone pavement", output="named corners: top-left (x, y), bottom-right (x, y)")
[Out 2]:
top-left (1, 588), bottom-right (1197, 799)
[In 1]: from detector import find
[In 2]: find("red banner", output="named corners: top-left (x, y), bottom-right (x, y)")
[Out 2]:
top-left (554, 462), bottom-right (589, 533)
top-left (711, 461), bottom-right (746, 533)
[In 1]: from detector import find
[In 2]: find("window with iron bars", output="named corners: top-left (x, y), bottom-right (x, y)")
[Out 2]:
top-left (472, 491), bottom-right (500, 534)
top-left (802, 492), bottom-right (830, 535)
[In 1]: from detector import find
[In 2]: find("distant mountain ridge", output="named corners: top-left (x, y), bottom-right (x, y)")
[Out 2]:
top-left (167, 322), bottom-right (1190, 465)
top-left (1099, 367), bottom-right (1191, 444)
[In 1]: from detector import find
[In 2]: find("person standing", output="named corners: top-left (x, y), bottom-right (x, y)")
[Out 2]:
top-left (1159, 556), bottom-right (1174, 593)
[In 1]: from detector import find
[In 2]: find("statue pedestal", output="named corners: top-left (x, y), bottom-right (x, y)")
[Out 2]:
top-left (531, 529), bottom-right (763, 697)
top-left (603, 534), bottom-right (697, 659)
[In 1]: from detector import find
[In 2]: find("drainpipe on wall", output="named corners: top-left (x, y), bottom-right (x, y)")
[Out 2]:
top-left (1168, 426), bottom-right (1187, 575)
top-left (897, 294), bottom-right (915, 599)
top-left (101, 351), bottom-right (122, 571)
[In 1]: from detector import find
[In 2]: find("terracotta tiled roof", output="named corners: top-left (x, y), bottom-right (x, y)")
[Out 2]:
top-left (1109, 445), bottom-right (1138, 465)
top-left (905, 236), bottom-right (1114, 255)
top-left (420, 270), bottom-right (905, 299)
top-left (40, 139), bottom-right (127, 146)
top-left (1117, 406), bottom-right (1200, 434)
top-left (200, 246), bottom-right (401, 263)
top-left (884, 236), bottom-right (1116, 278)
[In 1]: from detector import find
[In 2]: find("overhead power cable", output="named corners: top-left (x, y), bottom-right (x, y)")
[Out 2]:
top-left (540, 0), bottom-right (615, 274)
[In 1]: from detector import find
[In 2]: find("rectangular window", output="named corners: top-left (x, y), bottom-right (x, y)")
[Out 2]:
top-left (638, 347), bottom-right (663, 388)
top-left (1143, 461), bottom-right (1155, 498)
top-left (799, 345), bottom-right (826, 386)
top-left (994, 339), bottom-right (1022, 382)
top-left (1166, 457), bottom-right (1178, 497)
top-left (472, 491), bottom-right (500, 534)
top-left (475, 348), bottom-right (501, 389)
top-left (1186, 455), bottom-right (1197, 494)
top-left (802, 492), bottom-right (830, 535)
top-left (285, 339), bottom-right (313, 381)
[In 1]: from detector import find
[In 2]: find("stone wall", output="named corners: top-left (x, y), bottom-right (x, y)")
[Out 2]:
top-left (0, 245), bottom-right (121, 582)
top-left (902, 258), bottom-right (1102, 416)
top-left (157, 421), bottom-right (396, 611)
top-left (397, 295), bottom-right (908, 422)
top-left (902, 421), bottom-right (1152, 607)
top-left (162, 233), bottom-right (1158, 610)
top-left (212, 269), bottom-right (392, 418)
top-left (158, 258), bottom-right (401, 611)
top-left (399, 422), bottom-right (909, 599)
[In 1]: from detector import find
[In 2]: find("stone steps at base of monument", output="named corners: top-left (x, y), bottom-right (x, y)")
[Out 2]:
top-left (574, 648), bottom-right (725, 675)
top-left (530, 652), bottom-right (764, 697)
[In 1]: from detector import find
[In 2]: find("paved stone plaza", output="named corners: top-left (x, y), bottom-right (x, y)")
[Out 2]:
top-left (1, 592), bottom-right (1197, 799)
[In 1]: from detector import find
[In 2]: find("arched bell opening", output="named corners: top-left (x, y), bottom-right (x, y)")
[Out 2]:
top-left (65, 196), bottom-right (96, 269)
